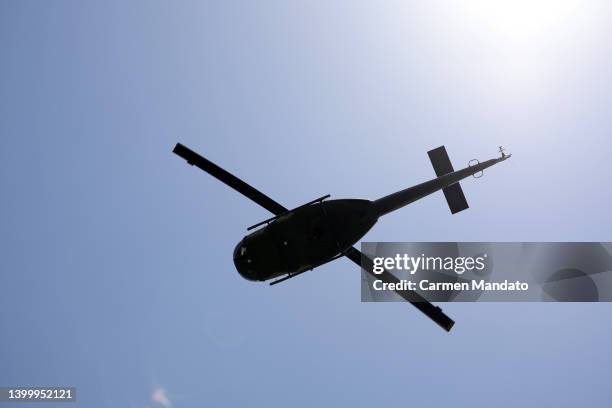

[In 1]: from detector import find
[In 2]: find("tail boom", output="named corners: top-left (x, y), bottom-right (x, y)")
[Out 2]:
top-left (373, 155), bottom-right (509, 217)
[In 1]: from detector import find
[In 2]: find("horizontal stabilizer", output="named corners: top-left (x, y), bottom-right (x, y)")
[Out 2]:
top-left (442, 183), bottom-right (469, 214)
top-left (428, 146), bottom-right (469, 214)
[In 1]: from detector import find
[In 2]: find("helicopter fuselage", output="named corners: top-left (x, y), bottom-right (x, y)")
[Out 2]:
top-left (233, 199), bottom-right (378, 281)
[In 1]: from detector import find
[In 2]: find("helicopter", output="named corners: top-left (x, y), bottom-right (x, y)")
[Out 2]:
top-left (173, 143), bottom-right (511, 331)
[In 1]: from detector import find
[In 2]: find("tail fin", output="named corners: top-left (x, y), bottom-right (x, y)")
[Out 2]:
top-left (427, 146), bottom-right (469, 214)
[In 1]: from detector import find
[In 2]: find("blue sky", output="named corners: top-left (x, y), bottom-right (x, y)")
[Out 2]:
top-left (1, 1), bottom-right (611, 407)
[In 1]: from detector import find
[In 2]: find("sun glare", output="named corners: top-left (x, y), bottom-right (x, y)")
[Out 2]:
top-left (435, 1), bottom-right (605, 100)
top-left (461, 0), bottom-right (582, 45)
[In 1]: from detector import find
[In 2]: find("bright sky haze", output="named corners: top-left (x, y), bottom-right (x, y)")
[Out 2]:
top-left (1, 1), bottom-right (611, 407)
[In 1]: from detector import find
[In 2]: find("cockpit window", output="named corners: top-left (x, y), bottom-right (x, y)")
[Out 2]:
top-left (238, 246), bottom-right (253, 264)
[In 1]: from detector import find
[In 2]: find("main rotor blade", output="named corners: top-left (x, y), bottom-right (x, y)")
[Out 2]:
top-left (173, 143), bottom-right (288, 215)
top-left (344, 247), bottom-right (455, 332)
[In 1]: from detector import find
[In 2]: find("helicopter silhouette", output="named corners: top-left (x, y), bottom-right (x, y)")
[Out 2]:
top-left (173, 143), bottom-right (511, 331)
